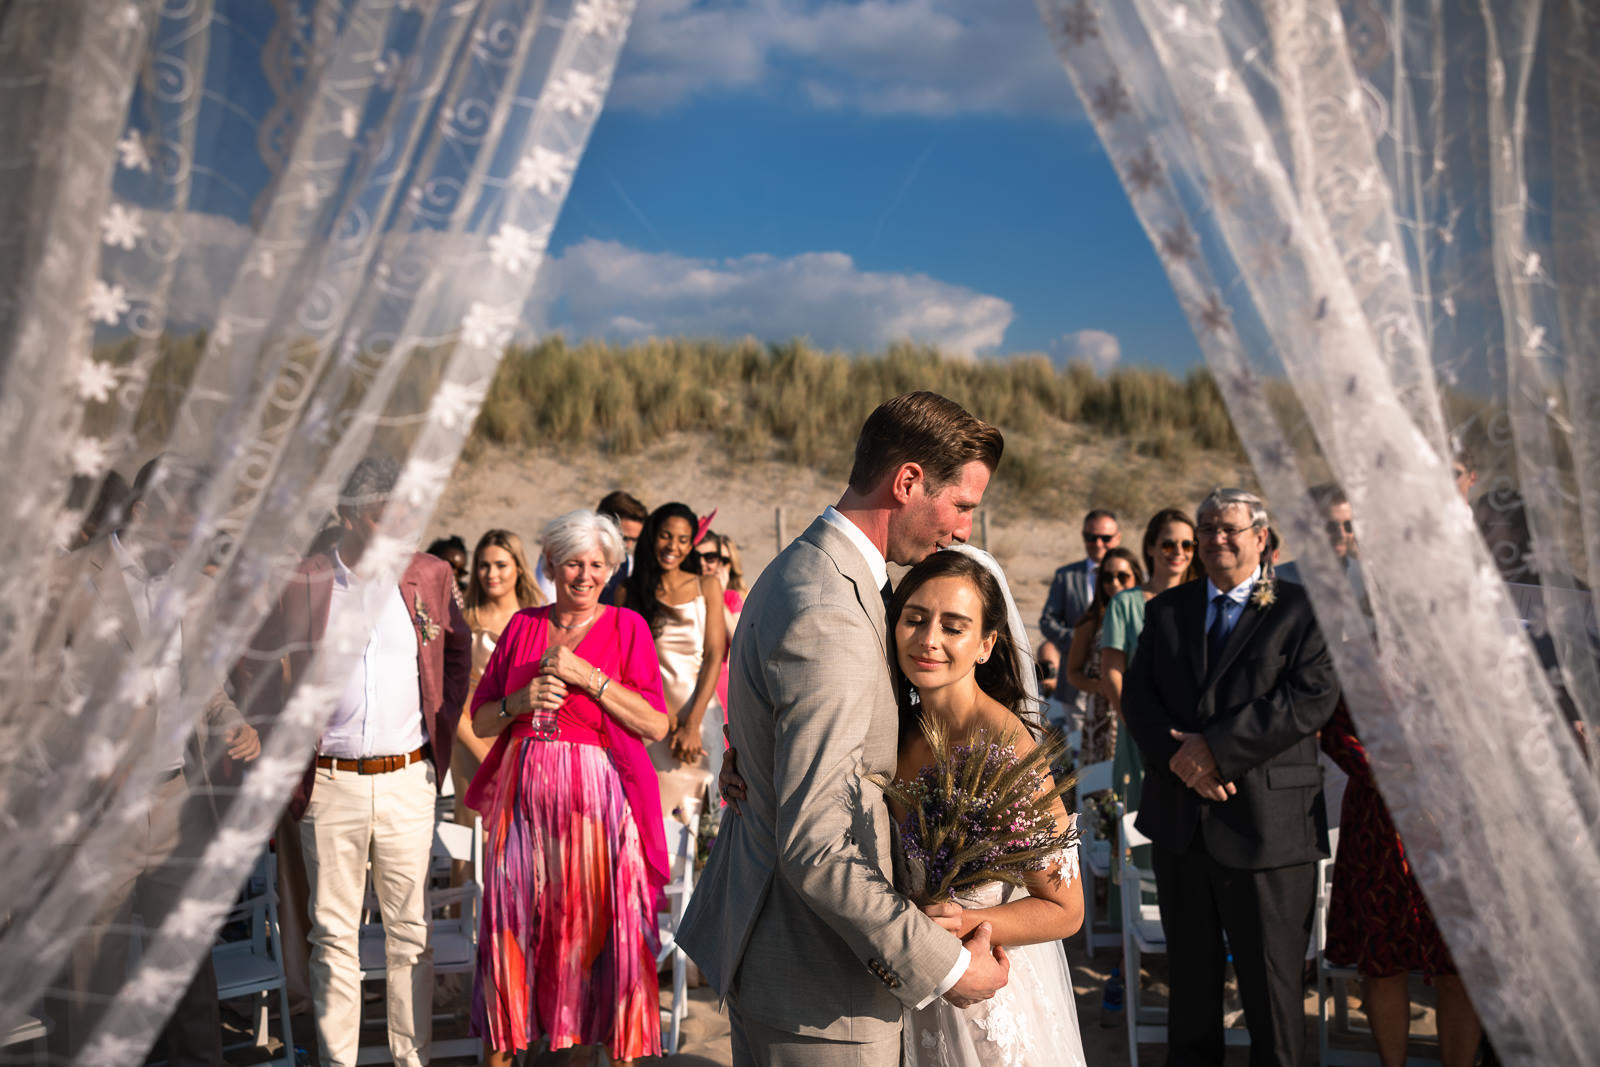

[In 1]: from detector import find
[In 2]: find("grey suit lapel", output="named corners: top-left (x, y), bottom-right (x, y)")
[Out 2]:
top-left (1199, 597), bottom-right (1266, 718)
top-left (800, 517), bottom-right (889, 656)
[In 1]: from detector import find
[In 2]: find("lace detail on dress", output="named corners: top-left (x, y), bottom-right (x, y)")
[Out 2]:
top-left (973, 994), bottom-right (1027, 1065)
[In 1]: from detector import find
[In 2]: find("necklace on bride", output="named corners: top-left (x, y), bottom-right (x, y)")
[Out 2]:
top-left (549, 608), bottom-right (597, 631)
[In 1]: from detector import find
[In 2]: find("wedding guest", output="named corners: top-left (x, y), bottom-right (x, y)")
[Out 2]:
top-left (246, 456), bottom-right (470, 1067)
top-left (620, 502), bottom-right (728, 816)
top-left (1452, 443), bottom-right (1479, 503)
top-left (696, 529), bottom-right (747, 716)
top-left (42, 456), bottom-right (260, 1067)
top-left (1321, 701), bottom-right (1483, 1066)
top-left (599, 489), bottom-right (649, 604)
top-left (1101, 508), bottom-right (1201, 815)
top-left (1062, 546), bottom-right (1143, 765)
top-left (1040, 509), bottom-right (1121, 726)
top-left (465, 508), bottom-right (669, 1065)
top-left (1122, 488), bottom-right (1340, 1066)
top-left (427, 534), bottom-right (470, 607)
top-left (452, 529), bottom-right (544, 832)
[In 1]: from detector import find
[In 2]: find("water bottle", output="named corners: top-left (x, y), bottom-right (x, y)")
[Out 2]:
top-left (1099, 965), bottom-right (1125, 1028)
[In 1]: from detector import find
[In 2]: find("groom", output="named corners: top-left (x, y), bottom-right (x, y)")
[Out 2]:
top-left (679, 391), bottom-right (1010, 1064)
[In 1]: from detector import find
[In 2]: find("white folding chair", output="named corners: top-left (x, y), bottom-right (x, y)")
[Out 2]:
top-left (212, 851), bottom-right (295, 1067)
top-left (1119, 807), bottom-right (1168, 1064)
top-left (0, 1013), bottom-right (49, 1064)
top-left (1315, 827), bottom-right (1439, 1066)
top-left (655, 814), bottom-right (698, 1056)
top-left (355, 816), bottom-right (483, 1065)
top-left (1075, 758), bottom-right (1119, 957)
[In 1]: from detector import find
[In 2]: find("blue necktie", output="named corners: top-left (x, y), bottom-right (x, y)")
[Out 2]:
top-left (1207, 594), bottom-right (1232, 670)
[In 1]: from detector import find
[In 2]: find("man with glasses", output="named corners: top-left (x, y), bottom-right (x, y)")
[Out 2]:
top-left (1039, 509), bottom-right (1120, 723)
top-left (1121, 488), bottom-right (1340, 1067)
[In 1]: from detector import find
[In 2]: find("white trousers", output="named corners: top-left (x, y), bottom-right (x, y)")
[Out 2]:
top-left (301, 757), bottom-right (436, 1067)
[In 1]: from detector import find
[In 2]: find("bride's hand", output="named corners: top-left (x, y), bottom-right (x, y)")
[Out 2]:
top-left (923, 900), bottom-right (964, 936)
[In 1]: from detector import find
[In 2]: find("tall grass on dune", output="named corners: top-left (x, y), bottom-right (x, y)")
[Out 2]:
top-left (470, 335), bottom-right (1245, 470)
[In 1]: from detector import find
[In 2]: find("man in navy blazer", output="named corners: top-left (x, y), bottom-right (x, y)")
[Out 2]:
top-left (1039, 508), bottom-right (1121, 717)
top-left (1122, 488), bottom-right (1340, 1066)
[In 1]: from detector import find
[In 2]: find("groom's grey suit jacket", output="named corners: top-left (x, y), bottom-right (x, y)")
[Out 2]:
top-left (678, 516), bottom-right (962, 1042)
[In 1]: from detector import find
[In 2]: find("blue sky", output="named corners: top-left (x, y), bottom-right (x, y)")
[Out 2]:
top-left (534, 0), bottom-right (1206, 375)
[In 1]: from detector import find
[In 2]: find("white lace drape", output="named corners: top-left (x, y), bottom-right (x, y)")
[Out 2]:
top-left (1036, 1), bottom-right (1599, 1062)
top-left (0, 0), bottom-right (633, 1060)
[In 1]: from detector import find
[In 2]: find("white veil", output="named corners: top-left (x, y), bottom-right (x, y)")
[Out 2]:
top-left (946, 543), bottom-right (1045, 729)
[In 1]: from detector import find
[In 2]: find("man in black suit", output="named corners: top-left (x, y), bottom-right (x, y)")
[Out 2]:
top-left (1122, 488), bottom-right (1340, 1066)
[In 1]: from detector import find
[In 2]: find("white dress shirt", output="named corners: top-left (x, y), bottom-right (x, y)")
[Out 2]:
top-left (319, 551), bottom-right (425, 759)
top-left (818, 507), bottom-right (970, 1006)
top-left (110, 533), bottom-right (187, 774)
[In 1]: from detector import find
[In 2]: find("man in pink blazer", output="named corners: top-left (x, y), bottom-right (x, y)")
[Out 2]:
top-left (241, 457), bottom-right (469, 1067)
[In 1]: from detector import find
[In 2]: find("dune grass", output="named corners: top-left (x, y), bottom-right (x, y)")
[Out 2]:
top-left (468, 336), bottom-right (1245, 485)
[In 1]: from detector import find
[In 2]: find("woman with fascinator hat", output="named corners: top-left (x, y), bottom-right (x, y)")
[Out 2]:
top-left (620, 501), bottom-right (729, 816)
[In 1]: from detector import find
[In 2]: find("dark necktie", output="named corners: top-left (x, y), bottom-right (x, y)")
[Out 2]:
top-left (1207, 593), bottom-right (1232, 670)
top-left (881, 578), bottom-right (894, 614)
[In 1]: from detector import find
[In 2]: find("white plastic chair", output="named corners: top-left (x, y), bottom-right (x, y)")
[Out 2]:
top-left (655, 813), bottom-right (698, 1056)
top-left (0, 1013), bottom-right (49, 1063)
top-left (355, 816), bottom-right (482, 1065)
top-left (212, 852), bottom-right (294, 1067)
top-left (1118, 807), bottom-right (1169, 1064)
top-left (1075, 758), bottom-right (1119, 957)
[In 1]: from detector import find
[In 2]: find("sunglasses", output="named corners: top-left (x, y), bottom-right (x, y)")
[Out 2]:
top-left (1325, 519), bottom-right (1354, 535)
top-left (1160, 538), bottom-right (1195, 553)
top-left (1083, 533), bottom-right (1117, 544)
top-left (701, 553), bottom-right (731, 566)
top-left (1106, 569), bottom-right (1138, 585)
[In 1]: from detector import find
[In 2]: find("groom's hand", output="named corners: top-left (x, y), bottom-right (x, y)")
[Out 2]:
top-left (943, 922), bottom-right (1009, 1007)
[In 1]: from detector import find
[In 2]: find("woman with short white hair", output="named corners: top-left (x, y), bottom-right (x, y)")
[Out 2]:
top-left (465, 508), bottom-right (671, 1065)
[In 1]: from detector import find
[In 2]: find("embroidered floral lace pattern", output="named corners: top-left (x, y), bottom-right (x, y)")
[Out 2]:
top-left (904, 839), bottom-right (1088, 1067)
top-left (0, 1), bottom-right (634, 1055)
top-left (1035, 1), bottom-right (1600, 1060)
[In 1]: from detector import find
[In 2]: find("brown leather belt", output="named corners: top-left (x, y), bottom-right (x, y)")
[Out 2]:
top-left (315, 744), bottom-right (428, 775)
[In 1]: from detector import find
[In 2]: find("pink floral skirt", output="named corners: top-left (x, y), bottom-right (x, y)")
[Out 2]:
top-left (471, 738), bottom-right (660, 1058)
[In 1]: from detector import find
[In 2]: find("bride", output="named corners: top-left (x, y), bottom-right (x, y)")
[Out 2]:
top-left (722, 545), bottom-right (1089, 1067)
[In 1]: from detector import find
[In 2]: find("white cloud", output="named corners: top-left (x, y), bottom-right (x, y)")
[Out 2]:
top-left (610, 0), bottom-right (1078, 118)
top-left (1051, 328), bottom-right (1121, 372)
top-left (528, 238), bottom-right (1013, 354)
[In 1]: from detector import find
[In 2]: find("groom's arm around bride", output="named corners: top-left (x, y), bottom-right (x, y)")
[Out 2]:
top-left (678, 392), bottom-right (1009, 1066)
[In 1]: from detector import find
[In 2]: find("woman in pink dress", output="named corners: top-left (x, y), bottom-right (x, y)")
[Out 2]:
top-left (466, 510), bottom-right (670, 1065)
top-left (695, 529), bottom-right (745, 716)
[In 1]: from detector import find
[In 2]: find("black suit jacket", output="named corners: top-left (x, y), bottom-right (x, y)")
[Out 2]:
top-left (1122, 578), bottom-right (1340, 870)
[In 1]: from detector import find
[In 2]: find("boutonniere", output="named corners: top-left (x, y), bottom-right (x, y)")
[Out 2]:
top-left (1249, 576), bottom-right (1276, 610)
top-left (414, 594), bottom-right (441, 644)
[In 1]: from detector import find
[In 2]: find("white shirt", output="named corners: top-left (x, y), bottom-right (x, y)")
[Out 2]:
top-left (319, 551), bottom-right (425, 759)
top-left (818, 507), bottom-right (969, 1006)
top-left (1084, 559), bottom-right (1097, 605)
top-left (533, 554), bottom-right (558, 604)
top-left (110, 532), bottom-right (187, 774)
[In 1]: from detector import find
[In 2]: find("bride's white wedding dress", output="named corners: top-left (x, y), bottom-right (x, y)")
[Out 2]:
top-left (902, 844), bottom-right (1090, 1067)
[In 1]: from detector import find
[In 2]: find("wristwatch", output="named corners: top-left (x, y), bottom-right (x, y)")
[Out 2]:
top-left (498, 697), bottom-right (511, 719)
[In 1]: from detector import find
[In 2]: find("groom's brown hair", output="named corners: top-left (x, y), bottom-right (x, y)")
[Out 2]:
top-left (847, 391), bottom-right (1003, 495)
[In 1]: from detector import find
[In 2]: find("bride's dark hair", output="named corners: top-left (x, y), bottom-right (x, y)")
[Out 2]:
top-left (886, 550), bottom-right (1043, 741)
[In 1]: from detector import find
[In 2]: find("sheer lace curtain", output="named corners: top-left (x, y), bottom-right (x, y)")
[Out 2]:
top-left (0, 0), bottom-right (633, 1058)
top-left (1036, 0), bottom-right (1600, 1061)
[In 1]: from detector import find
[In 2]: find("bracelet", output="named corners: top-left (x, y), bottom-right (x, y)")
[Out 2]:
top-left (594, 675), bottom-right (611, 701)
top-left (498, 697), bottom-right (511, 719)
top-left (588, 666), bottom-right (600, 692)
